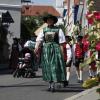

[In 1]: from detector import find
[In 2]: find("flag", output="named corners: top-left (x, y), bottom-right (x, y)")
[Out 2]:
top-left (63, 9), bottom-right (67, 17)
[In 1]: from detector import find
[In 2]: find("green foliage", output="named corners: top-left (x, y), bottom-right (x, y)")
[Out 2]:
top-left (58, 24), bottom-right (67, 35)
top-left (88, 34), bottom-right (97, 49)
top-left (96, 87), bottom-right (100, 93)
top-left (87, 0), bottom-right (91, 5)
top-left (73, 23), bottom-right (82, 35)
top-left (80, 0), bottom-right (100, 71)
top-left (87, 0), bottom-right (95, 12)
top-left (96, 61), bottom-right (100, 69)
top-left (82, 78), bottom-right (99, 89)
top-left (80, 58), bottom-right (91, 68)
top-left (21, 16), bottom-right (44, 40)
top-left (80, 51), bottom-right (96, 68)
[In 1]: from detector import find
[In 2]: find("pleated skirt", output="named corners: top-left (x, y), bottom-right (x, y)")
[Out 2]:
top-left (41, 42), bottom-right (66, 82)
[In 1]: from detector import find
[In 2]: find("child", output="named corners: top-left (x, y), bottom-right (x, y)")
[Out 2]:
top-left (73, 36), bottom-right (84, 83)
top-left (22, 53), bottom-right (31, 68)
top-left (63, 36), bottom-right (72, 85)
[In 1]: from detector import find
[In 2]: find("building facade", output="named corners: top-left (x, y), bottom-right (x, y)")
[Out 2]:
top-left (0, 0), bottom-right (21, 64)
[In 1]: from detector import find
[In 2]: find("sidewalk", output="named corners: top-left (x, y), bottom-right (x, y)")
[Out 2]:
top-left (65, 85), bottom-right (100, 100)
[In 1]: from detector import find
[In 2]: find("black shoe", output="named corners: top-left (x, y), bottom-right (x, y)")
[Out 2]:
top-left (63, 81), bottom-right (69, 87)
top-left (80, 80), bottom-right (83, 83)
top-left (89, 76), bottom-right (93, 78)
top-left (77, 80), bottom-right (83, 83)
top-left (47, 87), bottom-right (51, 91)
top-left (51, 87), bottom-right (55, 92)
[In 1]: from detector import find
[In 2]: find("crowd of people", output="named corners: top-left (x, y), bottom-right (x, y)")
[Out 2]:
top-left (9, 14), bottom-right (100, 92)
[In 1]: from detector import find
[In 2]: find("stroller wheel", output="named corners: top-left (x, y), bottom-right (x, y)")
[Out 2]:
top-left (24, 72), bottom-right (29, 78)
top-left (27, 71), bottom-right (36, 78)
top-left (30, 72), bottom-right (36, 78)
top-left (13, 69), bottom-right (18, 78)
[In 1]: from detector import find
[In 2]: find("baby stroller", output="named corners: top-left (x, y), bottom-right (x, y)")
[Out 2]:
top-left (13, 57), bottom-right (25, 78)
top-left (13, 48), bottom-right (36, 78)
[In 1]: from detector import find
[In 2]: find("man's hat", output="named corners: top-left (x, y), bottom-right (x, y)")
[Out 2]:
top-left (77, 35), bottom-right (83, 41)
top-left (43, 14), bottom-right (58, 24)
top-left (13, 37), bottom-right (18, 41)
top-left (65, 36), bottom-right (72, 41)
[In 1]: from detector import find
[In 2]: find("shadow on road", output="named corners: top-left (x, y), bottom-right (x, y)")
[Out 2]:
top-left (55, 87), bottom-right (84, 92)
top-left (58, 84), bottom-right (84, 92)
top-left (0, 69), bottom-right (42, 78)
top-left (43, 84), bottom-right (85, 93)
top-left (0, 84), bottom-right (47, 88)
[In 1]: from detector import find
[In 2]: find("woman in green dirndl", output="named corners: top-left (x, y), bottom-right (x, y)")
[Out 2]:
top-left (34, 14), bottom-right (67, 92)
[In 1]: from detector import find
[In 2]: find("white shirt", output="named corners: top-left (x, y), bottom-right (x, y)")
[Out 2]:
top-left (24, 40), bottom-right (35, 49)
top-left (66, 44), bottom-right (72, 62)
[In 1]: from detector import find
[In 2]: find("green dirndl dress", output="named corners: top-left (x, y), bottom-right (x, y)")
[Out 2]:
top-left (41, 27), bottom-right (66, 82)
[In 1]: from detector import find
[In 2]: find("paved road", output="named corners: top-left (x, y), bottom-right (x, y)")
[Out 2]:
top-left (0, 67), bottom-right (89, 100)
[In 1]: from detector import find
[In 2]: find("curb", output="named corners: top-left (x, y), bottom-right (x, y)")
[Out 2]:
top-left (64, 85), bottom-right (99, 100)
top-left (0, 64), bottom-right (9, 70)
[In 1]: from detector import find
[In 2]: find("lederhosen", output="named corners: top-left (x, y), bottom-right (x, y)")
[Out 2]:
top-left (75, 43), bottom-right (84, 67)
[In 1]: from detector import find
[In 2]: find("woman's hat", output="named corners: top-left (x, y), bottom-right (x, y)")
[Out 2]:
top-left (43, 14), bottom-right (58, 24)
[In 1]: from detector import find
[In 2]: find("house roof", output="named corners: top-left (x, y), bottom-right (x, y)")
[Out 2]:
top-left (22, 5), bottom-right (61, 17)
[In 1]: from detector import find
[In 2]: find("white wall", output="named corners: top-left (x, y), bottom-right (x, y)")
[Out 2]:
top-left (55, 0), bottom-right (64, 16)
top-left (0, 1), bottom-right (21, 63)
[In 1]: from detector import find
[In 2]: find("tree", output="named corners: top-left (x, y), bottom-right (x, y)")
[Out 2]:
top-left (21, 15), bottom-right (44, 41)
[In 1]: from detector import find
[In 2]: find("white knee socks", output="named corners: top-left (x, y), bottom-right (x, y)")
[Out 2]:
top-left (67, 72), bottom-right (70, 81)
